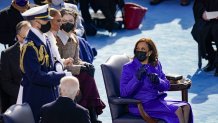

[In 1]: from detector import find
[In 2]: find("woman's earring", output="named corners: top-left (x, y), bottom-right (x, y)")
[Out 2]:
top-left (148, 53), bottom-right (151, 57)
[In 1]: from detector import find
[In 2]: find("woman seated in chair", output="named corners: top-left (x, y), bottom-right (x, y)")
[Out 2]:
top-left (120, 38), bottom-right (193, 123)
top-left (49, 8), bottom-right (105, 123)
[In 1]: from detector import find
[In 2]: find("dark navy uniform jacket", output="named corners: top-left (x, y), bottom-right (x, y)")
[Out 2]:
top-left (20, 30), bottom-right (65, 122)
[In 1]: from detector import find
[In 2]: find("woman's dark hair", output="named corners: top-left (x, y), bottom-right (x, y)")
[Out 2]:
top-left (134, 38), bottom-right (158, 66)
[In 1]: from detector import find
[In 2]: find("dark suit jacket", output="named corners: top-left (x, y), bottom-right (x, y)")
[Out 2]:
top-left (40, 97), bottom-right (91, 123)
top-left (0, 42), bottom-right (21, 112)
top-left (0, 5), bottom-right (23, 46)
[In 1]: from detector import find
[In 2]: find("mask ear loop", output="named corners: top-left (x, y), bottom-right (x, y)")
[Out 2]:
top-left (35, 21), bottom-right (42, 29)
top-left (147, 50), bottom-right (152, 57)
top-left (134, 49), bottom-right (136, 55)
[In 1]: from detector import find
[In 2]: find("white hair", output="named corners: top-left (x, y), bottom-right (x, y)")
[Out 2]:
top-left (16, 21), bottom-right (31, 34)
top-left (59, 76), bottom-right (79, 100)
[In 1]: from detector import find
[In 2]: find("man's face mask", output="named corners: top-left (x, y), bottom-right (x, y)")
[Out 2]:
top-left (40, 22), bottom-right (51, 33)
top-left (135, 51), bottom-right (147, 62)
top-left (61, 22), bottom-right (74, 33)
top-left (52, 0), bottom-right (63, 6)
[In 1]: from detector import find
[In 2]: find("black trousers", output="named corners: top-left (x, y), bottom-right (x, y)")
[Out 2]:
top-left (193, 20), bottom-right (218, 64)
top-left (211, 21), bottom-right (218, 65)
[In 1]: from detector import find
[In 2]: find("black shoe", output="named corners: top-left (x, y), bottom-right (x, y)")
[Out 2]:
top-left (113, 21), bottom-right (123, 30)
top-left (215, 68), bottom-right (218, 77)
top-left (104, 21), bottom-right (122, 32)
top-left (89, 107), bottom-right (101, 123)
top-left (203, 62), bottom-right (215, 72)
top-left (214, 67), bottom-right (218, 77)
top-left (150, 0), bottom-right (162, 5)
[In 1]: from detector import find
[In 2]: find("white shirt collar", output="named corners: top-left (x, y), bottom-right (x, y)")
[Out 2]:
top-left (30, 27), bottom-right (47, 46)
top-left (19, 40), bottom-right (27, 48)
top-left (19, 40), bottom-right (27, 51)
top-left (57, 30), bottom-right (69, 45)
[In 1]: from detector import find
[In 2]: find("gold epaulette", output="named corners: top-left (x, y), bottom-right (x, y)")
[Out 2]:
top-left (20, 41), bottom-right (49, 73)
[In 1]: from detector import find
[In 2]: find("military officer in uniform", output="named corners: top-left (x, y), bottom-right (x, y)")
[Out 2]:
top-left (20, 4), bottom-right (71, 122)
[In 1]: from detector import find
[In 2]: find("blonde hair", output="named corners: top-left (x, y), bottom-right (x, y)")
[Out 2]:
top-left (49, 8), bottom-right (61, 17)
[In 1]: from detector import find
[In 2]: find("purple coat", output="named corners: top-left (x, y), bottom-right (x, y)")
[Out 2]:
top-left (120, 58), bottom-right (193, 123)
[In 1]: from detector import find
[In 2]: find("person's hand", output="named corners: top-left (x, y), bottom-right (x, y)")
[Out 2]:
top-left (80, 63), bottom-right (95, 77)
top-left (202, 11), bottom-right (210, 21)
top-left (148, 73), bottom-right (160, 85)
top-left (84, 63), bottom-right (95, 77)
top-left (64, 57), bottom-right (74, 66)
top-left (135, 65), bottom-right (147, 81)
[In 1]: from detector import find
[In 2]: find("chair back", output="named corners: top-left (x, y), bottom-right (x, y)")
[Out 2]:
top-left (101, 54), bottom-right (130, 120)
top-left (2, 103), bottom-right (35, 123)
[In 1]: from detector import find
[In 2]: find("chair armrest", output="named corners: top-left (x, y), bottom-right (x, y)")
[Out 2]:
top-left (109, 97), bottom-right (157, 123)
top-left (109, 97), bottom-right (141, 105)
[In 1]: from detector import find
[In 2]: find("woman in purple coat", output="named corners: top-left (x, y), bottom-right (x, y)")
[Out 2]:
top-left (120, 38), bottom-right (193, 123)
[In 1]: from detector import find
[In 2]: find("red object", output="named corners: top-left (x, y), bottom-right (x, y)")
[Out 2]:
top-left (124, 3), bottom-right (147, 29)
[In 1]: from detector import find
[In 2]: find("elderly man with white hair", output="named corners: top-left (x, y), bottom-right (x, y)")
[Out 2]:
top-left (39, 76), bottom-right (91, 123)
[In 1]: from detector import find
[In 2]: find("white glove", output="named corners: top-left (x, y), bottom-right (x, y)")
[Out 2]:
top-left (55, 63), bottom-right (63, 72)
top-left (64, 70), bottom-right (72, 76)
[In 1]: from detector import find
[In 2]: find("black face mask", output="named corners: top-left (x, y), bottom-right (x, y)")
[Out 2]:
top-left (134, 51), bottom-right (147, 62)
top-left (40, 22), bottom-right (51, 33)
top-left (61, 22), bottom-right (74, 33)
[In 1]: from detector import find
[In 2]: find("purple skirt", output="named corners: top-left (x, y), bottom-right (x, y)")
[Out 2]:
top-left (129, 98), bottom-right (193, 123)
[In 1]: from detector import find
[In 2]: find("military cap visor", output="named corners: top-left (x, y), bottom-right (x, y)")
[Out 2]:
top-left (22, 4), bottom-right (53, 20)
top-left (23, 13), bottom-right (53, 20)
